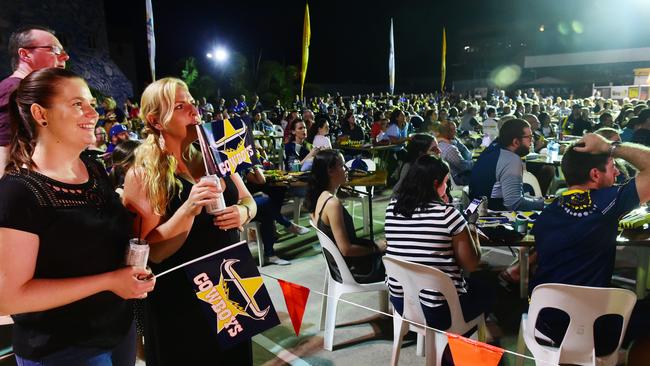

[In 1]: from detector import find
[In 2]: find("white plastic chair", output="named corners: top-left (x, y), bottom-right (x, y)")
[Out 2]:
top-left (523, 170), bottom-right (543, 197)
top-left (382, 256), bottom-right (485, 366)
top-left (343, 159), bottom-right (376, 235)
top-left (273, 124), bottom-right (284, 137)
top-left (515, 283), bottom-right (636, 366)
top-left (310, 221), bottom-right (388, 351)
top-left (240, 221), bottom-right (264, 267)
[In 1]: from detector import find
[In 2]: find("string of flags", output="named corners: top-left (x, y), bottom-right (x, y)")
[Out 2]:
top-left (262, 271), bottom-right (547, 366)
top-left (153, 238), bottom-right (547, 364)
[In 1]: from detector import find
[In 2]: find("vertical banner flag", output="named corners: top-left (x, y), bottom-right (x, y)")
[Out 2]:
top-left (145, 0), bottom-right (156, 81)
top-left (184, 242), bottom-right (280, 349)
top-left (388, 18), bottom-right (395, 95)
top-left (300, 3), bottom-right (311, 100)
top-left (441, 27), bottom-right (447, 92)
top-left (277, 279), bottom-right (311, 336)
top-left (196, 118), bottom-right (259, 177)
top-left (447, 334), bottom-right (504, 366)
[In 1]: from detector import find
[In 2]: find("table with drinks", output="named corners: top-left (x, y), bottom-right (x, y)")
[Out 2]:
top-left (262, 168), bottom-right (388, 240)
top-left (478, 207), bottom-right (650, 299)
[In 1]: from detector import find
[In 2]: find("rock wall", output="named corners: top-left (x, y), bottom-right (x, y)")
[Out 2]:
top-left (0, 0), bottom-right (133, 104)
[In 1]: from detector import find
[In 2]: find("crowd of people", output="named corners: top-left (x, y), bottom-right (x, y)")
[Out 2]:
top-left (2, 24), bottom-right (650, 365)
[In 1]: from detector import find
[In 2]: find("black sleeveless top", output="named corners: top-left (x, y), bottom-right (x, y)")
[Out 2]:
top-left (0, 153), bottom-right (134, 359)
top-left (316, 195), bottom-right (385, 284)
top-left (144, 174), bottom-right (251, 366)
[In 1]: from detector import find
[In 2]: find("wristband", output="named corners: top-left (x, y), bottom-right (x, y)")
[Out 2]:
top-left (239, 203), bottom-right (251, 223)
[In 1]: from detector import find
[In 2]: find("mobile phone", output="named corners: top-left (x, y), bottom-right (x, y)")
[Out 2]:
top-left (464, 198), bottom-right (482, 216)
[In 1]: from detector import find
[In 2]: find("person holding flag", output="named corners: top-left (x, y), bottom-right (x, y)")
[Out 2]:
top-left (122, 77), bottom-right (257, 365)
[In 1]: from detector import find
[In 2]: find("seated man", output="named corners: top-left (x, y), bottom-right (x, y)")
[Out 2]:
top-left (437, 121), bottom-right (473, 186)
top-left (469, 119), bottom-right (544, 211)
top-left (530, 134), bottom-right (650, 354)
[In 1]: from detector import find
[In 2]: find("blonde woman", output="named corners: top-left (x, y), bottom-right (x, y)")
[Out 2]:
top-left (123, 78), bottom-right (256, 366)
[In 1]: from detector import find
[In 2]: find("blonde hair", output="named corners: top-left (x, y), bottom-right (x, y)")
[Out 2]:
top-left (134, 77), bottom-right (195, 215)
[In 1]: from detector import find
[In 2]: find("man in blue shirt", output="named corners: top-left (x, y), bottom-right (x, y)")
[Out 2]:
top-left (531, 133), bottom-right (650, 354)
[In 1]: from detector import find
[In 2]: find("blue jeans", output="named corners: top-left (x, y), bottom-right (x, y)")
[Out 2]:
top-left (16, 321), bottom-right (136, 366)
top-left (253, 195), bottom-right (278, 257)
top-left (260, 186), bottom-right (292, 228)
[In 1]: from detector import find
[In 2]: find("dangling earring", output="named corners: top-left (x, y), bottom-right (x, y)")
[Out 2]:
top-left (158, 134), bottom-right (166, 151)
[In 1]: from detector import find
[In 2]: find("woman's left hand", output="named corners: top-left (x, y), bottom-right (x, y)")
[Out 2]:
top-left (213, 205), bottom-right (247, 230)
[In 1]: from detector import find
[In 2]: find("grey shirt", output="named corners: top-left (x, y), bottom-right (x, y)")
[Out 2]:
top-left (493, 149), bottom-right (545, 211)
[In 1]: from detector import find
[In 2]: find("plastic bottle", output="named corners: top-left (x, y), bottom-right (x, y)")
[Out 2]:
top-left (547, 140), bottom-right (559, 163)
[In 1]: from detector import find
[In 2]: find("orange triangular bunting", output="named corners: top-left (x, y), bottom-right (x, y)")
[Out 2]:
top-left (277, 279), bottom-right (310, 336)
top-left (447, 333), bottom-right (504, 366)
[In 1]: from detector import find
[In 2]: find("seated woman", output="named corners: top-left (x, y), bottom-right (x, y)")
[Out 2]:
top-left (392, 133), bottom-right (440, 191)
top-left (338, 111), bottom-right (365, 142)
top-left (307, 117), bottom-right (332, 149)
top-left (385, 155), bottom-right (493, 330)
top-left (284, 118), bottom-right (319, 171)
top-left (307, 149), bottom-right (385, 283)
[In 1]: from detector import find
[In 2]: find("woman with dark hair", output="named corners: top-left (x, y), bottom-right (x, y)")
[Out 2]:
top-left (307, 117), bottom-right (332, 149)
top-left (338, 111), bottom-right (365, 142)
top-left (307, 149), bottom-right (385, 283)
top-left (385, 154), bottom-right (493, 331)
top-left (0, 68), bottom-right (154, 364)
top-left (386, 109), bottom-right (409, 145)
top-left (392, 133), bottom-right (439, 191)
top-left (284, 118), bottom-right (319, 171)
top-left (109, 139), bottom-right (142, 193)
top-left (538, 112), bottom-right (555, 138)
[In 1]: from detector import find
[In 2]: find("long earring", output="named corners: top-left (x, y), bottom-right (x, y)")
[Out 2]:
top-left (158, 134), bottom-right (166, 151)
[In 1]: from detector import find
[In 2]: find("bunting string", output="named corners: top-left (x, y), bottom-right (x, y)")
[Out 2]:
top-left (260, 271), bottom-right (558, 365)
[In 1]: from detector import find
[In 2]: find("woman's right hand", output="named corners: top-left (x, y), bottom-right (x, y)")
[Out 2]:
top-left (109, 267), bottom-right (156, 299)
top-left (182, 179), bottom-right (222, 217)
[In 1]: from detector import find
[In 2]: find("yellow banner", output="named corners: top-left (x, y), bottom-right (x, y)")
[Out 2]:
top-left (300, 3), bottom-right (311, 100)
top-left (441, 27), bottom-right (446, 92)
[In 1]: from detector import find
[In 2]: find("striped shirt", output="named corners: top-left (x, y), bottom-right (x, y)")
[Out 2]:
top-left (384, 199), bottom-right (467, 308)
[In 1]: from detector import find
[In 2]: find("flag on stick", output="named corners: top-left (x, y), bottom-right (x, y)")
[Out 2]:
top-left (183, 241), bottom-right (280, 349)
top-left (196, 118), bottom-right (258, 177)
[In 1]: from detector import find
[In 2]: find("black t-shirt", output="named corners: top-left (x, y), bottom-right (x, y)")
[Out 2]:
top-left (0, 154), bottom-right (134, 359)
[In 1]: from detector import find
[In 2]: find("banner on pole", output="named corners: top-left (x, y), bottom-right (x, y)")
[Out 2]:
top-left (300, 3), bottom-right (311, 99)
top-left (145, 0), bottom-right (156, 81)
top-left (184, 242), bottom-right (280, 349)
top-left (388, 18), bottom-right (395, 95)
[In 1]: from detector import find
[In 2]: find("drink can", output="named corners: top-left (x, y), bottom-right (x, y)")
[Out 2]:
top-left (126, 238), bottom-right (149, 269)
top-left (200, 174), bottom-right (226, 214)
top-left (515, 215), bottom-right (528, 235)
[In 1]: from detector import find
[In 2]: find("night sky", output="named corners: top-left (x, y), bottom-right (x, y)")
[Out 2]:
top-left (105, 0), bottom-right (650, 94)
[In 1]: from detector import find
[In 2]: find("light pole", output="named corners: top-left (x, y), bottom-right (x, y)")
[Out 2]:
top-left (206, 46), bottom-right (229, 100)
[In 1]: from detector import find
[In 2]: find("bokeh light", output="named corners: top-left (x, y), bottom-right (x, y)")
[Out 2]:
top-left (489, 65), bottom-right (522, 88)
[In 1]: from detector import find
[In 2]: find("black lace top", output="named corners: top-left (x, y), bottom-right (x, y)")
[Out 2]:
top-left (0, 153), bottom-right (134, 359)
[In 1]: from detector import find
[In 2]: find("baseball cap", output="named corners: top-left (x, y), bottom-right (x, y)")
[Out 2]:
top-left (109, 124), bottom-right (128, 139)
